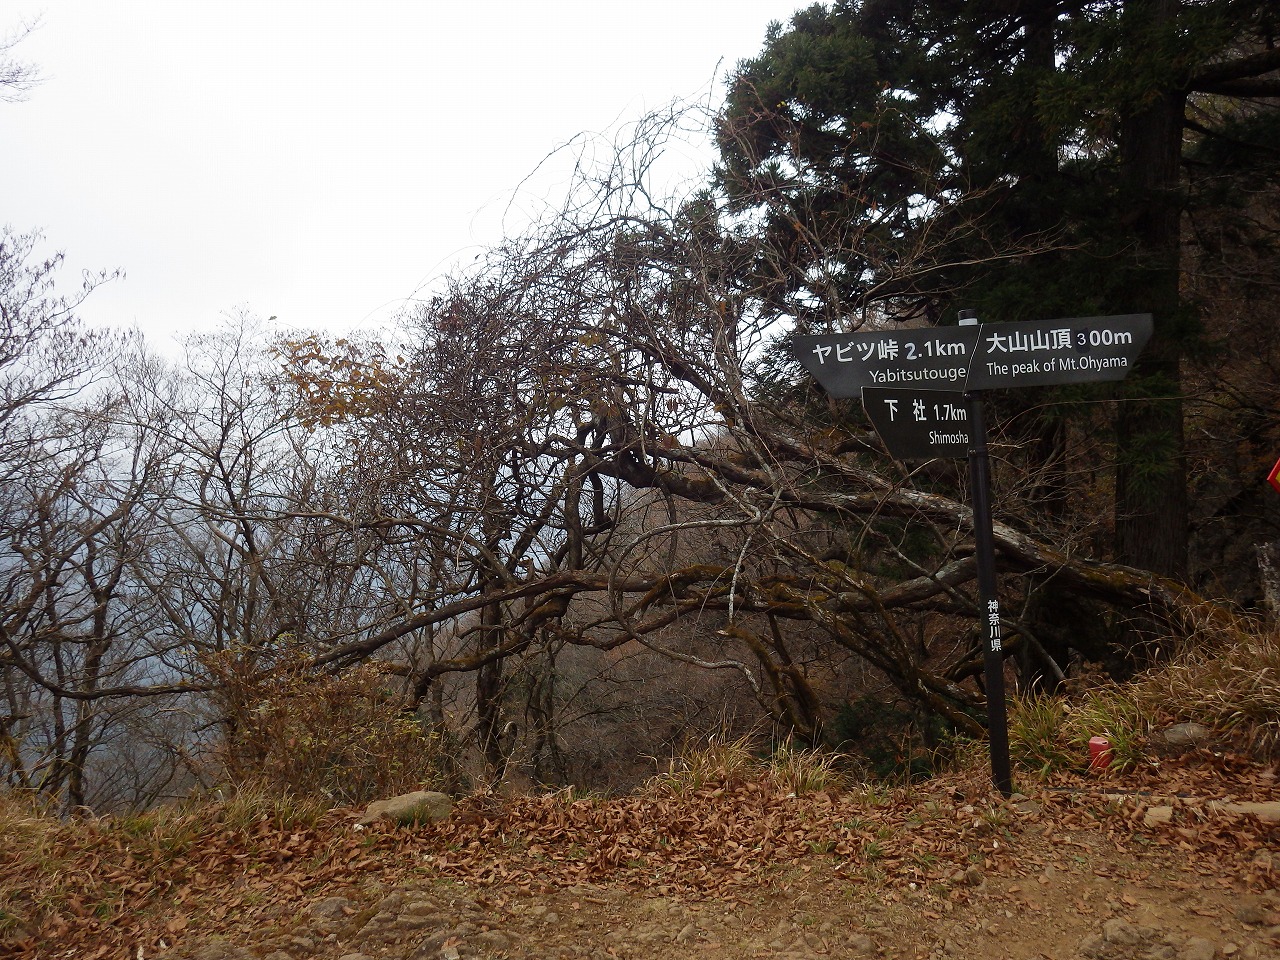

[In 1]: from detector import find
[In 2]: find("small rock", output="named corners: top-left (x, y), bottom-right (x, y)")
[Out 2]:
top-left (1077, 933), bottom-right (1106, 958)
top-left (373, 892), bottom-right (408, 913)
top-left (403, 900), bottom-right (441, 916)
top-left (1223, 801), bottom-right (1280, 823)
top-left (1162, 722), bottom-right (1212, 746)
top-left (1236, 897), bottom-right (1274, 926)
top-left (357, 790), bottom-right (453, 826)
top-left (1102, 918), bottom-right (1142, 945)
top-left (962, 864), bottom-right (984, 887)
top-left (847, 933), bottom-right (878, 955)
top-left (309, 896), bottom-right (357, 920)
top-left (1178, 937), bottom-right (1218, 960)
top-left (474, 930), bottom-right (511, 950)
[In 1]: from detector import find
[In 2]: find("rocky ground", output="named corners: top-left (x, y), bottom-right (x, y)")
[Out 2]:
top-left (175, 853), bottom-right (1279, 960)
top-left (5, 752), bottom-right (1279, 960)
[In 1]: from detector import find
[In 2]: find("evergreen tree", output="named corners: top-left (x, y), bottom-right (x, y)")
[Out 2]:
top-left (717, 0), bottom-right (1280, 579)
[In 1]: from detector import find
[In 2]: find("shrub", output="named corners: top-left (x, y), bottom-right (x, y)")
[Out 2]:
top-left (202, 649), bottom-right (445, 805)
top-left (828, 696), bottom-right (953, 781)
top-left (644, 733), bottom-right (758, 795)
top-left (1008, 696), bottom-right (1073, 774)
top-left (768, 736), bottom-right (846, 794)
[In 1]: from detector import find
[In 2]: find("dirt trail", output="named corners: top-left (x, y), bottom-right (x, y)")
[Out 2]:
top-left (203, 848), bottom-right (1278, 960)
top-left (162, 757), bottom-right (1279, 960)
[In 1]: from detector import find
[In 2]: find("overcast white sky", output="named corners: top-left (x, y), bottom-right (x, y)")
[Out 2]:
top-left (5, 1), bottom-right (801, 349)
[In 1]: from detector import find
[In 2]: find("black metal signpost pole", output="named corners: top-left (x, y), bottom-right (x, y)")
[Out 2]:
top-left (958, 311), bottom-right (1013, 798)
top-left (964, 388), bottom-right (1014, 797)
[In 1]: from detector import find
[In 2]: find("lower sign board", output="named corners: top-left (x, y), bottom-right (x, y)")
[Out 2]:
top-left (862, 387), bottom-right (972, 460)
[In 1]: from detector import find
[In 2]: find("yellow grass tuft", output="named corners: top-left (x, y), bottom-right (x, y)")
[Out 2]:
top-left (1007, 621), bottom-right (1280, 776)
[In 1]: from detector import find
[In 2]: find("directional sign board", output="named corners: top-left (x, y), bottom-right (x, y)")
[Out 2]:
top-left (862, 388), bottom-right (972, 460)
top-left (795, 326), bottom-right (979, 397)
top-left (965, 314), bottom-right (1153, 391)
top-left (794, 314), bottom-right (1151, 395)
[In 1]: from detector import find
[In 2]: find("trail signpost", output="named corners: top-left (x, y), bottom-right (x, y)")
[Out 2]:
top-left (795, 312), bottom-right (1153, 797)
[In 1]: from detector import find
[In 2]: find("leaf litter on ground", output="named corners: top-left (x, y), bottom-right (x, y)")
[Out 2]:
top-left (1, 750), bottom-right (1277, 958)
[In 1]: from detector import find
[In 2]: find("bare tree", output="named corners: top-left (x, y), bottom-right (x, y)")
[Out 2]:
top-left (5, 100), bottom-right (1243, 806)
top-left (0, 19), bottom-right (39, 103)
top-left (266, 104), bottom-right (1218, 786)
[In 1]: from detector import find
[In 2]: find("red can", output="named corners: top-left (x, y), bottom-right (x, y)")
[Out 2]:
top-left (1088, 735), bottom-right (1113, 769)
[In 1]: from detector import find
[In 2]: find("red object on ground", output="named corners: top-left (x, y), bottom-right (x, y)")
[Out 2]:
top-left (1269, 457), bottom-right (1280, 495)
top-left (1088, 736), bottom-right (1113, 769)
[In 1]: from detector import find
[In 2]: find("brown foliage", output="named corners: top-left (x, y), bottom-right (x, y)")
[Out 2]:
top-left (202, 650), bottom-right (444, 804)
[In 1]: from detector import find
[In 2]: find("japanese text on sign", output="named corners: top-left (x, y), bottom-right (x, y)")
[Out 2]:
top-left (966, 314), bottom-right (1152, 390)
top-left (795, 314), bottom-right (1152, 395)
top-left (797, 327), bottom-right (980, 396)
top-left (862, 388), bottom-right (972, 461)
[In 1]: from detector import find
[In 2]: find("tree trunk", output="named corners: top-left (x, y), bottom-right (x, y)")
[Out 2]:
top-left (1259, 541), bottom-right (1280, 622)
top-left (1113, 0), bottom-right (1189, 581)
top-left (475, 599), bottom-right (507, 777)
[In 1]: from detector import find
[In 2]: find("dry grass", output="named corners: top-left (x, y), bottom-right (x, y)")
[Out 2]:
top-left (766, 736), bottom-right (846, 794)
top-left (211, 781), bottom-right (332, 832)
top-left (1007, 621), bottom-right (1280, 776)
top-left (0, 793), bottom-right (66, 937)
top-left (1130, 629), bottom-right (1280, 754)
top-left (644, 733), bottom-right (846, 797)
top-left (644, 733), bottom-right (760, 795)
top-left (0, 784), bottom-right (366, 952)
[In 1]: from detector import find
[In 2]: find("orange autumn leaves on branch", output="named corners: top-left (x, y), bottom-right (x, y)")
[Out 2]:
top-left (275, 334), bottom-right (408, 428)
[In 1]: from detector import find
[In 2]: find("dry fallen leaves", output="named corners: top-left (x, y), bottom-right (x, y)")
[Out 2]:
top-left (0, 750), bottom-right (1275, 959)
